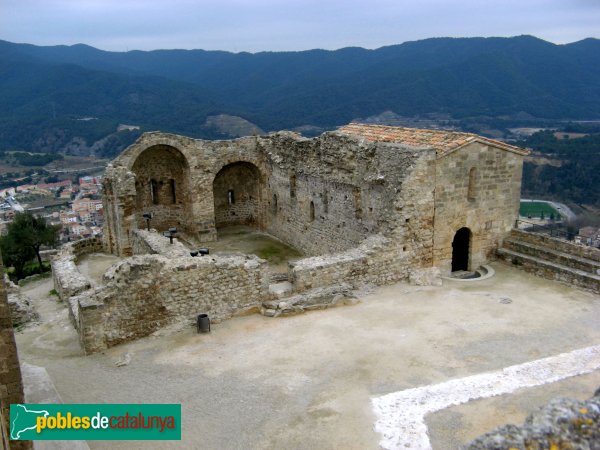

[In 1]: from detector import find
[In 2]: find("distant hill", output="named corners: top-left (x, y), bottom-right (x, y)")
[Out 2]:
top-left (1, 36), bottom-right (599, 154)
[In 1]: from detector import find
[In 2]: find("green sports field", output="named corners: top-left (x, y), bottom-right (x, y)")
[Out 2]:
top-left (519, 201), bottom-right (561, 219)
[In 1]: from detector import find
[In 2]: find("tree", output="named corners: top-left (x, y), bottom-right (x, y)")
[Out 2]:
top-left (0, 212), bottom-right (60, 277)
top-left (0, 233), bottom-right (35, 280)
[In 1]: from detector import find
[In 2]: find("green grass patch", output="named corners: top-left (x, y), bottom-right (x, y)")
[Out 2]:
top-left (519, 201), bottom-right (560, 219)
top-left (255, 243), bottom-right (303, 265)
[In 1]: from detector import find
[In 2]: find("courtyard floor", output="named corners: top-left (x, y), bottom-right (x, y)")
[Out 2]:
top-left (204, 226), bottom-right (304, 272)
top-left (14, 262), bottom-right (600, 449)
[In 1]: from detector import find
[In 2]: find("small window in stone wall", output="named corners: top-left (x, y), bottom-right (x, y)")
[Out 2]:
top-left (272, 193), bottom-right (278, 214)
top-left (323, 190), bottom-right (329, 214)
top-left (468, 167), bottom-right (477, 200)
top-left (353, 187), bottom-right (362, 219)
top-left (228, 190), bottom-right (235, 205)
top-left (290, 174), bottom-right (297, 198)
top-left (150, 179), bottom-right (159, 205)
top-left (310, 201), bottom-right (315, 222)
top-left (170, 179), bottom-right (177, 204)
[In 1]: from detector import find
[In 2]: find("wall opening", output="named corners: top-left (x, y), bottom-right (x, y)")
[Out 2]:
top-left (213, 161), bottom-right (262, 229)
top-left (468, 167), bottom-right (477, 200)
top-left (150, 179), bottom-right (159, 205)
top-left (353, 187), bottom-right (362, 219)
top-left (170, 179), bottom-right (177, 204)
top-left (451, 227), bottom-right (471, 272)
top-left (310, 201), bottom-right (315, 222)
top-left (272, 193), bottom-right (278, 214)
top-left (290, 174), bottom-right (297, 199)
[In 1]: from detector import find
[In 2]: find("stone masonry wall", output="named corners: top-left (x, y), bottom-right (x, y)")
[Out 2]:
top-left (213, 162), bottom-right (261, 227)
top-left (75, 253), bottom-right (271, 353)
top-left (0, 252), bottom-right (32, 450)
top-left (511, 228), bottom-right (600, 263)
top-left (52, 245), bottom-right (92, 301)
top-left (103, 131), bottom-right (436, 259)
top-left (290, 235), bottom-right (412, 291)
top-left (70, 237), bottom-right (103, 258)
top-left (433, 142), bottom-right (523, 275)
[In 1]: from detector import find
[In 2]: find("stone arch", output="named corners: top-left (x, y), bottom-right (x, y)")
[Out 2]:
top-left (451, 227), bottom-right (472, 272)
top-left (131, 144), bottom-right (192, 232)
top-left (213, 161), bottom-right (263, 229)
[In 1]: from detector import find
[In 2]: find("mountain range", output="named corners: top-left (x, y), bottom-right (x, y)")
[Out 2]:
top-left (1, 35), bottom-right (599, 154)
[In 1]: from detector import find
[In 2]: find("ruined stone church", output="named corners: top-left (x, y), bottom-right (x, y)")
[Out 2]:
top-left (103, 123), bottom-right (526, 275)
top-left (53, 123), bottom-right (527, 352)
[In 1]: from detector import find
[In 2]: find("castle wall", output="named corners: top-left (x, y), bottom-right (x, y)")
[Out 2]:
top-left (432, 142), bottom-right (523, 275)
top-left (0, 253), bottom-right (32, 450)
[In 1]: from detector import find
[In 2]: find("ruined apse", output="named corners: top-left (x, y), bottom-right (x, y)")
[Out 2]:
top-left (102, 124), bottom-right (527, 276)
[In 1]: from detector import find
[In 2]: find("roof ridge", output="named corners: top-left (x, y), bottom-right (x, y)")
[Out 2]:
top-left (338, 122), bottom-right (528, 156)
top-left (346, 122), bottom-right (478, 138)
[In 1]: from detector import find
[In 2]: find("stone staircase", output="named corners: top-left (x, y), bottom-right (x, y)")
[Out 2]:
top-left (497, 229), bottom-right (600, 293)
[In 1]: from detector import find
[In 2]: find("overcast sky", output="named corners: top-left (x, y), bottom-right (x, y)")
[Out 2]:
top-left (1, 0), bottom-right (599, 52)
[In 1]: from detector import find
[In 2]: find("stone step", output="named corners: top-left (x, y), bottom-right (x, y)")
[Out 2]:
top-left (262, 283), bottom-right (358, 317)
top-left (269, 271), bottom-right (289, 283)
top-left (496, 247), bottom-right (600, 293)
top-left (268, 281), bottom-right (293, 298)
top-left (503, 238), bottom-right (600, 275)
top-left (509, 229), bottom-right (600, 263)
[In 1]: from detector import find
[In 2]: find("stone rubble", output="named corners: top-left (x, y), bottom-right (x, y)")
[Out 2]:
top-left (466, 387), bottom-right (600, 449)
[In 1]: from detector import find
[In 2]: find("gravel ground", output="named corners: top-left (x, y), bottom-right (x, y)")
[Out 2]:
top-left (14, 262), bottom-right (600, 450)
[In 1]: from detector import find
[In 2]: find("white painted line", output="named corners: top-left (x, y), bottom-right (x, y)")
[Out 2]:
top-left (371, 344), bottom-right (600, 450)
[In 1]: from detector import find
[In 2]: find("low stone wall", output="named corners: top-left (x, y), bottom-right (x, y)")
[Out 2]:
top-left (130, 229), bottom-right (189, 257)
top-left (51, 246), bottom-right (92, 301)
top-left (510, 229), bottom-right (600, 262)
top-left (53, 229), bottom-right (442, 352)
top-left (75, 253), bottom-right (271, 353)
top-left (70, 237), bottom-right (104, 258)
top-left (290, 235), bottom-right (411, 291)
top-left (497, 249), bottom-right (600, 293)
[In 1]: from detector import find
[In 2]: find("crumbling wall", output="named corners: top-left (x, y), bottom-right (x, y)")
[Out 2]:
top-left (76, 252), bottom-right (271, 353)
top-left (0, 253), bottom-right (32, 450)
top-left (290, 235), bottom-right (410, 291)
top-left (52, 244), bottom-right (92, 300)
top-left (259, 132), bottom-right (435, 257)
top-left (102, 131), bottom-right (436, 259)
top-left (130, 229), bottom-right (189, 258)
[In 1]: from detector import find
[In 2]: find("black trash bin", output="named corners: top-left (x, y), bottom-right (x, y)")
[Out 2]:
top-left (197, 314), bottom-right (211, 333)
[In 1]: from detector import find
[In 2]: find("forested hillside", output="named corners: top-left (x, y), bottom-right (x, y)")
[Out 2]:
top-left (1, 35), bottom-right (599, 155)
top-left (521, 128), bottom-right (600, 207)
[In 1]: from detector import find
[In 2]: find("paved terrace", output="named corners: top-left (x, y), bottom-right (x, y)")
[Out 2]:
top-left (14, 263), bottom-right (600, 449)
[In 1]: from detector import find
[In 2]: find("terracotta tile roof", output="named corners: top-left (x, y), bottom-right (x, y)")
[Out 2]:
top-left (337, 123), bottom-right (528, 157)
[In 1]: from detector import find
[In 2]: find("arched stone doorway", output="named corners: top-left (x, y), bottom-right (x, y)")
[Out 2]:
top-left (451, 227), bottom-right (471, 272)
top-left (131, 145), bottom-right (191, 232)
top-left (213, 162), bottom-right (262, 229)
